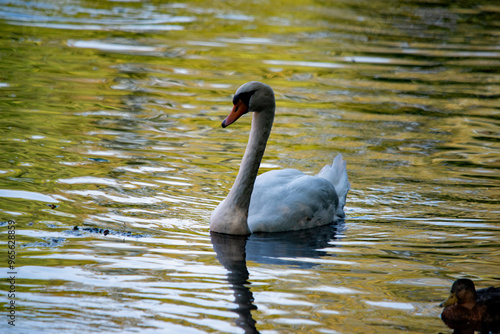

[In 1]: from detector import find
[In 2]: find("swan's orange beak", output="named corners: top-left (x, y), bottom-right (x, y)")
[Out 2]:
top-left (222, 100), bottom-right (248, 128)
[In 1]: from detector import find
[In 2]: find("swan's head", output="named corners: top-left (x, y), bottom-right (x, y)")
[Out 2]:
top-left (222, 81), bottom-right (275, 128)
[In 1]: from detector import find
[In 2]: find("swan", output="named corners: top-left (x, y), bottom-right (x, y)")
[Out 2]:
top-left (210, 81), bottom-right (350, 235)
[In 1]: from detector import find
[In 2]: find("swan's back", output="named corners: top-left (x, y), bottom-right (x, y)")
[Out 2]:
top-left (248, 154), bottom-right (350, 233)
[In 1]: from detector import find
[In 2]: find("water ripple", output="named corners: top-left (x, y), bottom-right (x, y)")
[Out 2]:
top-left (0, 0), bottom-right (498, 333)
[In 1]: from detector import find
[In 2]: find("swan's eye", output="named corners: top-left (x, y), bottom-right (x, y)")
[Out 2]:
top-left (232, 95), bottom-right (240, 105)
top-left (232, 90), bottom-right (256, 108)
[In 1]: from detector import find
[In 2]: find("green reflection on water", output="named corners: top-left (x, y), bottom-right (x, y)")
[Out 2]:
top-left (0, 0), bottom-right (499, 333)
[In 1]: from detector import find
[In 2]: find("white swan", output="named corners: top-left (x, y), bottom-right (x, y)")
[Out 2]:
top-left (210, 81), bottom-right (350, 235)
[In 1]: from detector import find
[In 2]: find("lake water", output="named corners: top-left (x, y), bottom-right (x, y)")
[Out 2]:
top-left (0, 0), bottom-right (499, 333)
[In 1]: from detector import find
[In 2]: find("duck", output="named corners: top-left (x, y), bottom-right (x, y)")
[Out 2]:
top-left (441, 278), bottom-right (500, 334)
top-left (210, 81), bottom-right (350, 235)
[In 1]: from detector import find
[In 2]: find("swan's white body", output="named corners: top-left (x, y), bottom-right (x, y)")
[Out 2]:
top-left (210, 82), bottom-right (350, 235)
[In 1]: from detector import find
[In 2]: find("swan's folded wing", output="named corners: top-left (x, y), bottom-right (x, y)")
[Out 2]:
top-left (248, 170), bottom-right (338, 233)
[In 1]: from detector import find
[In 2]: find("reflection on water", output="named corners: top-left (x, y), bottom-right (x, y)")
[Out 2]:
top-left (246, 223), bottom-right (341, 267)
top-left (211, 233), bottom-right (258, 334)
top-left (0, 0), bottom-right (499, 333)
top-left (211, 224), bottom-right (343, 332)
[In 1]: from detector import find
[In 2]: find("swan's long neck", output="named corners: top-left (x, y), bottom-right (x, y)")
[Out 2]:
top-left (210, 108), bottom-right (274, 235)
top-left (231, 110), bottom-right (273, 209)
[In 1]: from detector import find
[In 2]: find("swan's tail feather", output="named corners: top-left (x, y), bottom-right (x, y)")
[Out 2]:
top-left (317, 154), bottom-right (350, 218)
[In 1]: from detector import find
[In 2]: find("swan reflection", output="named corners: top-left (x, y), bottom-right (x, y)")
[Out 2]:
top-left (211, 222), bottom-right (342, 333)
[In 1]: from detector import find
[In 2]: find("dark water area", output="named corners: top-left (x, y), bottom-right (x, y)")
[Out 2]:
top-left (0, 0), bottom-right (499, 333)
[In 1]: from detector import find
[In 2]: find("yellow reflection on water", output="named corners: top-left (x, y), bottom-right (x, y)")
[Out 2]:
top-left (0, 0), bottom-right (499, 333)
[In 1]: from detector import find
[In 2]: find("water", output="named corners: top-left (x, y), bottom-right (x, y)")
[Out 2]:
top-left (0, 0), bottom-right (499, 333)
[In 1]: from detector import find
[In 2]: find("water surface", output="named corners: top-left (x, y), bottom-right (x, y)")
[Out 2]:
top-left (0, 0), bottom-right (499, 333)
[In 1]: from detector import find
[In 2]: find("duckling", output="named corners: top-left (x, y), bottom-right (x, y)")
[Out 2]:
top-left (440, 278), bottom-right (500, 334)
